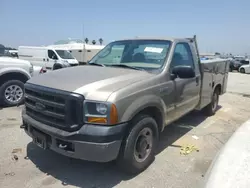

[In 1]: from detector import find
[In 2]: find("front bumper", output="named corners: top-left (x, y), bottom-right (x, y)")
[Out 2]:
top-left (22, 112), bottom-right (127, 162)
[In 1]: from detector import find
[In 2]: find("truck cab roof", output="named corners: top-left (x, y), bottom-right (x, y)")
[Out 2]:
top-left (119, 37), bottom-right (193, 43)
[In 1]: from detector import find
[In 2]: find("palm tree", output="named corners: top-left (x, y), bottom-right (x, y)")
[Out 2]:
top-left (92, 40), bottom-right (96, 45)
top-left (99, 38), bottom-right (103, 45)
top-left (84, 38), bottom-right (89, 44)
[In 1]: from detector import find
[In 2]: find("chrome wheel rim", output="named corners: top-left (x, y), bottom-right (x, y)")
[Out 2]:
top-left (4, 85), bottom-right (23, 103)
top-left (134, 127), bottom-right (153, 163)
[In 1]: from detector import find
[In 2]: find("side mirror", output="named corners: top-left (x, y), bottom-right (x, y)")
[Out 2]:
top-left (171, 65), bottom-right (195, 79)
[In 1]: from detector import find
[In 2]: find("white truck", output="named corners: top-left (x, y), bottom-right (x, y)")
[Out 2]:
top-left (18, 46), bottom-right (79, 70)
top-left (0, 56), bottom-right (33, 106)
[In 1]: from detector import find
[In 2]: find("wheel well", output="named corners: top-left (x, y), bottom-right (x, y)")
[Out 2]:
top-left (132, 106), bottom-right (163, 133)
top-left (0, 72), bottom-right (28, 86)
top-left (214, 84), bottom-right (222, 95)
top-left (53, 63), bottom-right (63, 70)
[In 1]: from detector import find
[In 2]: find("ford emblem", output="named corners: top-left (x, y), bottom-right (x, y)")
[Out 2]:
top-left (35, 102), bottom-right (45, 111)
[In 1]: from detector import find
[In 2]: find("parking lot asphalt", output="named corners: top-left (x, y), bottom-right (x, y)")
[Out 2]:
top-left (1, 72), bottom-right (250, 188)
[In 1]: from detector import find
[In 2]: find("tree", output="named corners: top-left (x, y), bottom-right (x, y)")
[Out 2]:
top-left (84, 38), bottom-right (89, 44)
top-left (92, 40), bottom-right (96, 45)
top-left (99, 38), bottom-right (103, 45)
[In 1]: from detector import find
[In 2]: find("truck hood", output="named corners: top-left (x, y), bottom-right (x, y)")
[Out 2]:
top-left (27, 65), bottom-right (154, 101)
top-left (0, 57), bottom-right (31, 66)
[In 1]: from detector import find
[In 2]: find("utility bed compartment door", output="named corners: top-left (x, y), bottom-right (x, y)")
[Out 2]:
top-left (197, 60), bottom-right (229, 110)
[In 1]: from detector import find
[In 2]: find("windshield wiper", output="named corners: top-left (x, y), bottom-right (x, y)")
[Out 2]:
top-left (88, 62), bottom-right (106, 67)
top-left (108, 64), bottom-right (144, 71)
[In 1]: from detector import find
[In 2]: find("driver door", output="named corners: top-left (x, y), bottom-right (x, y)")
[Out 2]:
top-left (47, 50), bottom-right (58, 70)
top-left (170, 42), bottom-right (201, 118)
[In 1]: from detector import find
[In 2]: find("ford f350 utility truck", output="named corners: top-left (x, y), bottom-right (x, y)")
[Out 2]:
top-left (21, 36), bottom-right (229, 174)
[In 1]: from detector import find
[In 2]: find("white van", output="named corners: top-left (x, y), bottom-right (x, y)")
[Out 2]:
top-left (49, 43), bottom-right (104, 65)
top-left (18, 46), bottom-right (79, 70)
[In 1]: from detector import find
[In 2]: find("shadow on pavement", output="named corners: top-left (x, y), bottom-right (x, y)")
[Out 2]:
top-left (26, 107), bottom-right (220, 187)
top-left (27, 142), bottom-right (133, 188)
top-left (157, 110), bottom-right (208, 154)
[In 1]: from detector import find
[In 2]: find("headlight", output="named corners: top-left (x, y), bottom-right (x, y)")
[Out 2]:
top-left (96, 103), bottom-right (108, 114)
top-left (84, 101), bottom-right (118, 125)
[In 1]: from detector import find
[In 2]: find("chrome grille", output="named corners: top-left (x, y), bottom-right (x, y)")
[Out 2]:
top-left (24, 83), bottom-right (83, 131)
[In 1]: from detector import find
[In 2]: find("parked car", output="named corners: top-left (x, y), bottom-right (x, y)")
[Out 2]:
top-left (18, 46), bottom-right (79, 70)
top-left (21, 35), bottom-right (229, 174)
top-left (239, 59), bottom-right (250, 73)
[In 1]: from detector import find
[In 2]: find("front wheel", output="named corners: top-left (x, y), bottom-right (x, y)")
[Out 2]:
top-left (240, 68), bottom-right (245, 73)
top-left (0, 80), bottom-right (25, 107)
top-left (53, 63), bottom-right (63, 70)
top-left (117, 114), bottom-right (159, 174)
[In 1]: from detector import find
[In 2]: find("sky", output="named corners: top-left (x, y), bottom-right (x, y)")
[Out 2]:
top-left (1, 0), bottom-right (250, 54)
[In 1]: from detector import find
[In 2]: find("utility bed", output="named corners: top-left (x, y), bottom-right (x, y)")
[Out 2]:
top-left (197, 59), bottom-right (230, 110)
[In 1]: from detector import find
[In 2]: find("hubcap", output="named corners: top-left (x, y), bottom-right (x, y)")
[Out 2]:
top-left (4, 85), bottom-right (23, 103)
top-left (134, 127), bottom-right (153, 163)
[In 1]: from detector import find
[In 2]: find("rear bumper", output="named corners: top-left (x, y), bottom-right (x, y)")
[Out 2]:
top-left (22, 112), bottom-right (128, 162)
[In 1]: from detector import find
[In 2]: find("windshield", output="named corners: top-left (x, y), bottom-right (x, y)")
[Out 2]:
top-left (89, 40), bottom-right (171, 71)
top-left (55, 50), bottom-right (75, 59)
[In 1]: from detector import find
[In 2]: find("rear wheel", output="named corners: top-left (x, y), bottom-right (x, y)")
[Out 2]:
top-left (117, 114), bottom-right (158, 174)
top-left (0, 80), bottom-right (25, 106)
top-left (240, 68), bottom-right (245, 73)
top-left (204, 89), bottom-right (219, 116)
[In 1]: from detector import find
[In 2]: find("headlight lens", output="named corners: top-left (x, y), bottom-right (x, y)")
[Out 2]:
top-left (84, 101), bottom-right (118, 125)
top-left (96, 103), bottom-right (108, 114)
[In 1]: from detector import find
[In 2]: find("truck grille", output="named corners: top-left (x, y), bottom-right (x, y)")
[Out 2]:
top-left (24, 83), bottom-right (84, 131)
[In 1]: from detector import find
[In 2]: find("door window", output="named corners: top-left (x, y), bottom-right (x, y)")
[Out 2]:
top-left (48, 50), bottom-right (58, 60)
top-left (170, 43), bottom-right (195, 70)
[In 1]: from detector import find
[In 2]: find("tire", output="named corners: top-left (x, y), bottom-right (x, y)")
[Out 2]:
top-left (53, 64), bottom-right (63, 70)
top-left (117, 114), bottom-right (159, 174)
top-left (0, 80), bottom-right (25, 107)
top-left (240, 68), bottom-right (245, 73)
top-left (229, 66), bottom-right (233, 72)
top-left (203, 89), bottom-right (219, 116)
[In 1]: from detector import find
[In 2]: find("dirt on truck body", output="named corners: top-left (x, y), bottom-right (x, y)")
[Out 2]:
top-left (21, 35), bottom-right (229, 174)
